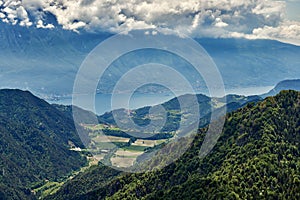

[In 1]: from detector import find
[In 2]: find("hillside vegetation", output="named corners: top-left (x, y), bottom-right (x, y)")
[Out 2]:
top-left (48, 90), bottom-right (300, 199)
top-left (0, 89), bottom-right (87, 200)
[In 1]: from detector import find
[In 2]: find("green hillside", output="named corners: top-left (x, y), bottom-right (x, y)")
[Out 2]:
top-left (0, 89), bottom-right (87, 200)
top-left (53, 92), bottom-right (261, 171)
top-left (48, 90), bottom-right (300, 199)
top-left (97, 93), bottom-right (261, 139)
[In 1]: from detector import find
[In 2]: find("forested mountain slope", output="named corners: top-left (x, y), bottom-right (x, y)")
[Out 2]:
top-left (48, 90), bottom-right (300, 199)
top-left (0, 89), bottom-right (87, 200)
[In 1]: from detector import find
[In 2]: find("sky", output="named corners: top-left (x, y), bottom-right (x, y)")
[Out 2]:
top-left (285, 0), bottom-right (300, 21)
top-left (0, 0), bottom-right (300, 45)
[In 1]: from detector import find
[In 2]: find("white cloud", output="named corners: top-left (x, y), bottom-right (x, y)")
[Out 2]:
top-left (214, 18), bottom-right (229, 28)
top-left (0, 0), bottom-right (299, 45)
top-left (36, 19), bottom-right (54, 29)
top-left (252, 21), bottom-right (300, 45)
top-left (22, 0), bottom-right (45, 10)
top-left (16, 6), bottom-right (32, 26)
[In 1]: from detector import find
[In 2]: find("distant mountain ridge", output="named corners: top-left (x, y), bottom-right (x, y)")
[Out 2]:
top-left (96, 93), bottom-right (262, 139)
top-left (1, 21), bottom-right (300, 97)
top-left (262, 79), bottom-right (300, 98)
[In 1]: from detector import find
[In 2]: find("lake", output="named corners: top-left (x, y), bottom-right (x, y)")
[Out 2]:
top-left (48, 86), bottom-right (273, 115)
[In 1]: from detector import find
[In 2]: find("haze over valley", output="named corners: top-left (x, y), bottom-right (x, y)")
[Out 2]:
top-left (0, 0), bottom-right (300, 199)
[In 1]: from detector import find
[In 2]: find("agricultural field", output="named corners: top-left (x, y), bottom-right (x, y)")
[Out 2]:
top-left (93, 135), bottom-right (130, 143)
top-left (111, 149), bottom-right (145, 168)
top-left (132, 139), bottom-right (167, 147)
top-left (82, 124), bottom-right (169, 167)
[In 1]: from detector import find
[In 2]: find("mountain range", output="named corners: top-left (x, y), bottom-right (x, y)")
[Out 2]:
top-left (47, 90), bottom-right (300, 200)
top-left (1, 21), bottom-right (300, 97)
top-left (0, 86), bottom-right (299, 199)
top-left (262, 79), bottom-right (300, 98)
top-left (0, 87), bottom-right (264, 199)
top-left (1, 3), bottom-right (300, 200)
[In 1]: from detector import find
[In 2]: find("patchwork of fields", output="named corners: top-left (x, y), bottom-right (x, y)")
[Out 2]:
top-left (83, 124), bottom-right (168, 168)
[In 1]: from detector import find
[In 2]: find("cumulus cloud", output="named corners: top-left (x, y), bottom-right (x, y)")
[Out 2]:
top-left (252, 21), bottom-right (300, 45)
top-left (36, 19), bottom-right (54, 29)
top-left (0, 0), bottom-right (299, 45)
top-left (16, 6), bottom-right (32, 26)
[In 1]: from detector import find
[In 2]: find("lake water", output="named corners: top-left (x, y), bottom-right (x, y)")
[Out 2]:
top-left (50, 93), bottom-right (176, 115)
top-left (48, 86), bottom-right (273, 115)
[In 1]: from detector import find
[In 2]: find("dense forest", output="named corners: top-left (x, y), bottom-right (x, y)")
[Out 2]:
top-left (0, 89), bottom-right (87, 200)
top-left (48, 90), bottom-right (300, 199)
top-left (1, 89), bottom-right (299, 199)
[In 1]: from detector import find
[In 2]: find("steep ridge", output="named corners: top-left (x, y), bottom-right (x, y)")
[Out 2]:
top-left (48, 90), bottom-right (300, 199)
top-left (262, 79), bottom-right (300, 98)
top-left (0, 89), bottom-right (87, 200)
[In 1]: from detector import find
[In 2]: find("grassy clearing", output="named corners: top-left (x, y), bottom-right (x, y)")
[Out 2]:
top-left (83, 124), bottom-right (122, 132)
top-left (91, 141), bottom-right (130, 151)
top-left (93, 154), bottom-right (105, 161)
top-left (111, 149), bottom-right (144, 168)
top-left (115, 149), bottom-right (144, 157)
top-left (123, 145), bottom-right (148, 152)
top-left (132, 139), bottom-right (167, 147)
top-left (92, 135), bottom-right (130, 143)
top-left (111, 157), bottom-right (136, 168)
top-left (33, 181), bottom-right (64, 199)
